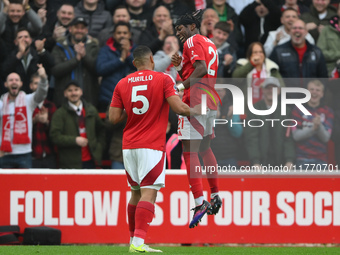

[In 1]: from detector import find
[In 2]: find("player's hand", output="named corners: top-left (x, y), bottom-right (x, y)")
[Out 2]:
top-left (76, 137), bottom-right (88, 147)
top-left (171, 53), bottom-right (182, 68)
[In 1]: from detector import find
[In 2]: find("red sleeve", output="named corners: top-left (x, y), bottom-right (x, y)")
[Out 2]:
top-left (110, 81), bottom-right (124, 108)
top-left (163, 74), bottom-right (178, 99)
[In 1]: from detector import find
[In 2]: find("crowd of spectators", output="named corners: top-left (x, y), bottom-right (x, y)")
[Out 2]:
top-left (0, 0), bottom-right (339, 169)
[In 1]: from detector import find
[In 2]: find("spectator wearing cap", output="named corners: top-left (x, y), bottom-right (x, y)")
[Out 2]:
top-left (74, 0), bottom-right (112, 38)
top-left (291, 79), bottom-right (333, 169)
top-left (51, 16), bottom-right (100, 108)
top-left (245, 77), bottom-right (295, 168)
top-left (50, 80), bottom-right (105, 169)
top-left (96, 21), bottom-right (136, 112)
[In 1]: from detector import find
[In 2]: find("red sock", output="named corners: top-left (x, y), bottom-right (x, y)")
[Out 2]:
top-left (200, 148), bottom-right (219, 194)
top-left (127, 203), bottom-right (136, 238)
top-left (183, 151), bottom-right (203, 199)
top-left (134, 201), bottom-right (154, 239)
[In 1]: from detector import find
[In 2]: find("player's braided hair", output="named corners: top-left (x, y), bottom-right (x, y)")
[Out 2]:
top-left (175, 9), bottom-right (203, 30)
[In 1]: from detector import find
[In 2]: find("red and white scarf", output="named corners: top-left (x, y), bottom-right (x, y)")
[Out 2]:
top-left (251, 64), bottom-right (267, 104)
top-left (1, 91), bottom-right (30, 152)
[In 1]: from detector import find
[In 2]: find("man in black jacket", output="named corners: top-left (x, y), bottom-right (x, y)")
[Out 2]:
top-left (270, 19), bottom-right (328, 80)
top-left (138, 6), bottom-right (174, 54)
top-left (239, 0), bottom-right (281, 51)
top-left (1, 28), bottom-right (54, 93)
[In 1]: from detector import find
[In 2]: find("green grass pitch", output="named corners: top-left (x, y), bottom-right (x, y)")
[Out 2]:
top-left (0, 246), bottom-right (339, 255)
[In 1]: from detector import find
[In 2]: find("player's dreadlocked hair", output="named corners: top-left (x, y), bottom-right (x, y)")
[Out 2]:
top-left (175, 9), bottom-right (203, 30)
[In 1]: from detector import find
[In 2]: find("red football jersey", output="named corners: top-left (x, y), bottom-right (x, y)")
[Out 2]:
top-left (181, 34), bottom-right (218, 108)
top-left (111, 70), bottom-right (177, 151)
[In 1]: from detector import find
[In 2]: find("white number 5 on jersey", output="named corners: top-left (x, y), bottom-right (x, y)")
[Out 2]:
top-left (132, 85), bottom-right (149, 115)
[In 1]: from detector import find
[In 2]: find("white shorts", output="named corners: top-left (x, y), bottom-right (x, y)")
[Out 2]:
top-left (123, 148), bottom-right (166, 190)
top-left (178, 110), bottom-right (217, 140)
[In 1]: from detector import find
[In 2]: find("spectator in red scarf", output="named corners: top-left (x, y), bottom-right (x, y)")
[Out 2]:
top-left (0, 65), bottom-right (48, 168)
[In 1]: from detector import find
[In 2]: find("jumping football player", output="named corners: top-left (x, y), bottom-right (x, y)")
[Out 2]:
top-left (171, 10), bottom-right (222, 228)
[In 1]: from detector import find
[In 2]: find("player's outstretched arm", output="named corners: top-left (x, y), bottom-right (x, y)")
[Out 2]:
top-left (109, 107), bottom-right (127, 125)
top-left (167, 95), bottom-right (197, 116)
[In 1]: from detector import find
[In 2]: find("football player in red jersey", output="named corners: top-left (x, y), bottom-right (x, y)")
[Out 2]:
top-left (171, 10), bottom-right (222, 228)
top-left (109, 45), bottom-right (195, 252)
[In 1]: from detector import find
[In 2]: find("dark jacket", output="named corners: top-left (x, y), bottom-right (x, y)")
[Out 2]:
top-left (239, 0), bottom-right (281, 50)
top-left (51, 35), bottom-right (100, 107)
top-left (96, 37), bottom-right (136, 106)
top-left (157, 0), bottom-right (192, 24)
top-left (245, 100), bottom-right (295, 166)
top-left (50, 99), bottom-right (105, 169)
top-left (301, 4), bottom-right (337, 42)
top-left (269, 40), bottom-right (328, 81)
top-left (138, 23), bottom-right (174, 54)
top-left (216, 41), bottom-right (237, 78)
top-left (0, 9), bottom-right (42, 53)
top-left (2, 47), bottom-right (54, 93)
top-left (74, 0), bottom-right (112, 38)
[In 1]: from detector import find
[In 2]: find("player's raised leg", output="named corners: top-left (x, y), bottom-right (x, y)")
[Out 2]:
top-left (182, 139), bottom-right (212, 228)
top-left (199, 136), bottom-right (222, 215)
